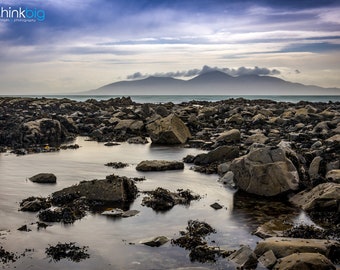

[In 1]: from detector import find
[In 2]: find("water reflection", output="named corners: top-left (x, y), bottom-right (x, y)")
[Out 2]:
top-left (0, 137), bottom-right (303, 269)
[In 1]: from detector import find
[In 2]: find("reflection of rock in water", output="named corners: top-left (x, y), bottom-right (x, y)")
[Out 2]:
top-left (231, 191), bottom-right (298, 231)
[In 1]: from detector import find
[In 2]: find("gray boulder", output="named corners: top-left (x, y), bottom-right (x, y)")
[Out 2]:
top-left (230, 147), bottom-right (299, 196)
top-left (136, 160), bottom-right (184, 171)
top-left (146, 114), bottom-right (191, 144)
top-left (29, 173), bottom-right (57, 184)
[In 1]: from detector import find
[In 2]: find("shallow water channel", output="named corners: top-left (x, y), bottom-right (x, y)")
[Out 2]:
top-left (0, 137), bottom-right (306, 269)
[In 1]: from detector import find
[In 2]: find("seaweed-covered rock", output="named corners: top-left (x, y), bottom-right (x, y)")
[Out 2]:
top-left (45, 242), bottom-right (89, 262)
top-left (19, 197), bottom-right (51, 212)
top-left (142, 188), bottom-right (199, 211)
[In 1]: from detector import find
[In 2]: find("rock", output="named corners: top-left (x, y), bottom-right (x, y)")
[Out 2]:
top-left (230, 147), bottom-right (299, 196)
top-left (273, 252), bottom-right (335, 270)
top-left (127, 136), bottom-right (148, 144)
top-left (254, 218), bottom-right (293, 239)
top-left (258, 250), bottom-right (277, 269)
top-left (45, 242), bottom-right (89, 262)
top-left (219, 171), bottom-right (235, 188)
top-left (122, 210), bottom-right (140, 218)
top-left (136, 160), bottom-right (184, 171)
top-left (244, 133), bottom-right (269, 145)
top-left (105, 162), bottom-right (128, 169)
top-left (140, 236), bottom-right (169, 247)
top-left (19, 197), bottom-right (51, 212)
top-left (254, 237), bottom-right (340, 261)
top-left (17, 225), bottom-right (31, 232)
top-left (227, 114), bottom-right (243, 124)
top-left (215, 129), bottom-right (241, 143)
top-left (326, 170), bottom-right (340, 183)
top-left (101, 208), bottom-right (124, 217)
top-left (229, 245), bottom-right (258, 269)
top-left (210, 202), bottom-right (223, 210)
top-left (155, 105), bottom-right (170, 117)
top-left (52, 176), bottom-right (138, 203)
top-left (289, 182), bottom-right (340, 212)
top-left (142, 188), bottom-right (200, 211)
top-left (193, 146), bottom-right (239, 165)
top-left (146, 114), bottom-right (191, 144)
top-left (326, 134), bottom-right (340, 143)
top-left (29, 173), bottom-right (57, 184)
top-left (308, 156), bottom-right (322, 180)
top-left (114, 119), bottom-right (144, 131)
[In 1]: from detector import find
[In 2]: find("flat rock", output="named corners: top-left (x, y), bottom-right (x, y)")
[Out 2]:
top-left (136, 160), bottom-right (184, 171)
top-left (289, 182), bottom-right (340, 212)
top-left (273, 252), bottom-right (335, 270)
top-left (229, 245), bottom-right (258, 269)
top-left (326, 170), bottom-right (340, 183)
top-left (254, 237), bottom-right (340, 261)
top-left (140, 236), bottom-right (169, 247)
top-left (29, 173), bottom-right (57, 183)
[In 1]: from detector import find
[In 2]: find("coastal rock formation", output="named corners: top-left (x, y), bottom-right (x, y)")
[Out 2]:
top-left (230, 147), bottom-right (299, 196)
top-left (136, 160), bottom-right (184, 171)
top-left (273, 253), bottom-right (335, 270)
top-left (146, 114), bottom-right (191, 144)
top-left (29, 173), bottom-right (57, 184)
top-left (254, 237), bottom-right (339, 261)
top-left (193, 146), bottom-right (239, 165)
top-left (289, 182), bottom-right (340, 212)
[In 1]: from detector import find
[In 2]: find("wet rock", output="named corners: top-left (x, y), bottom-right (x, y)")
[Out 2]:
top-left (19, 197), bottom-right (51, 212)
top-left (146, 114), bottom-right (191, 144)
top-left (254, 237), bottom-right (340, 262)
top-left (127, 136), bottom-right (148, 144)
top-left (104, 142), bottom-right (120, 146)
top-left (140, 236), bottom-right (169, 247)
top-left (244, 133), bottom-right (269, 145)
top-left (142, 188), bottom-right (200, 211)
top-left (282, 224), bottom-right (339, 240)
top-left (0, 246), bottom-right (18, 264)
top-left (228, 245), bottom-right (258, 269)
top-left (122, 210), bottom-right (140, 218)
top-left (29, 173), bottom-right (57, 184)
top-left (289, 182), bottom-right (340, 212)
top-left (273, 252), bottom-right (335, 270)
top-left (136, 160), bottom-right (184, 171)
top-left (17, 225), bottom-right (31, 232)
top-left (254, 217), bottom-right (293, 239)
top-left (193, 146), bottom-right (239, 165)
top-left (230, 146), bottom-right (299, 196)
top-left (101, 208), bottom-right (124, 217)
top-left (52, 176), bottom-right (138, 204)
top-left (210, 202), bottom-right (223, 210)
top-left (45, 242), bottom-right (89, 262)
top-left (105, 162), bottom-right (128, 169)
top-left (258, 250), bottom-right (277, 269)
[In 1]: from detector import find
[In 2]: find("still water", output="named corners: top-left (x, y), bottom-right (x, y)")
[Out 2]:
top-left (0, 137), bottom-right (302, 269)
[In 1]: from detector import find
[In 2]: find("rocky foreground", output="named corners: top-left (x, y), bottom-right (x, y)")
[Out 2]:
top-left (0, 96), bottom-right (339, 269)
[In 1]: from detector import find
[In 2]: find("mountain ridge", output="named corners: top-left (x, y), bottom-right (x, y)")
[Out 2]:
top-left (81, 71), bottom-right (340, 95)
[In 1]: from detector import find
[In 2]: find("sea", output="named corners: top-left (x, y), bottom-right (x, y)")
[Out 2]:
top-left (3, 94), bottom-right (340, 103)
top-left (0, 94), bottom-right (335, 269)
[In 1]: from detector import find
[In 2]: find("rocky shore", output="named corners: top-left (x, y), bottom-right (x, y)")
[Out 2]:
top-left (0, 96), bottom-right (339, 269)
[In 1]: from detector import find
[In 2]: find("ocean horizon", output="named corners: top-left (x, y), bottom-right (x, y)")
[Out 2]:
top-left (2, 94), bottom-right (340, 104)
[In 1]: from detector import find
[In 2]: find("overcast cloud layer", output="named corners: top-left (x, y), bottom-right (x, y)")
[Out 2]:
top-left (0, 0), bottom-right (340, 94)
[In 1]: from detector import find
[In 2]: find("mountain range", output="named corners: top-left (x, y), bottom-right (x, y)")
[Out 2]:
top-left (82, 71), bottom-right (339, 95)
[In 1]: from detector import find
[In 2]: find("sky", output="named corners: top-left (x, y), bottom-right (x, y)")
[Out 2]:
top-left (0, 0), bottom-right (340, 94)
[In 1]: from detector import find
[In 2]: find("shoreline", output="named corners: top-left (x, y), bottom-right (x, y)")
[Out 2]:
top-left (0, 96), bottom-right (339, 269)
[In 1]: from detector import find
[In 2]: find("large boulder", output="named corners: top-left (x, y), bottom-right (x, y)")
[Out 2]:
top-left (29, 173), bottom-right (57, 184)
top-left (230, 147), bottom-right (299, 196)
top-left (136, 160), bottom-right (184, 171)
top-left (193, 146), bottom-right (239, 165)
top-left (146, 114), bottom-right (191, 144)
top-left (254, 237), bottom-right (340, 261)
top-left (52, 176), bottom-right (138, 203)
top-left (273, 253), bottom-right (335, 270)
top-left (289, 182), bottom-right (340, 212)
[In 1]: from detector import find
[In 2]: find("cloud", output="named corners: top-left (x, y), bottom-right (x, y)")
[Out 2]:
top-left (126, 65), bottom-right (281, 79)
